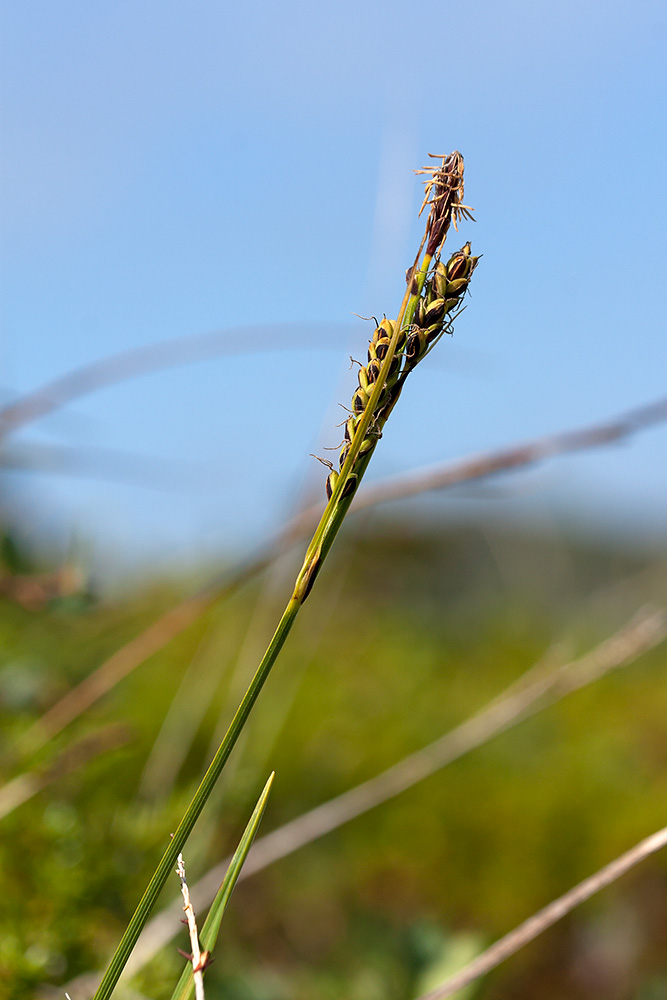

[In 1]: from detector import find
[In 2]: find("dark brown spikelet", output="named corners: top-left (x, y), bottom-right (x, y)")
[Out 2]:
top-left (415, 152), bottom-right (475, 257)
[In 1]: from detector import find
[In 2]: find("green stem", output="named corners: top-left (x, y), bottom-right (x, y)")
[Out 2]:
top-left (92, 598), bottom-right (300, 1000)
top-left (292, 251), bottom-right (433, 601)
top-left (93, 179), bottom-right (445, 999)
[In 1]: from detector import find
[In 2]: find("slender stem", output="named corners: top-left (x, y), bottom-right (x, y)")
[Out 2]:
top-left (92, 598), bottom-right (300, 1000)
top-left (92, 251), bottom-right (432, 1000)
top-left (92, 155), bottom-right (459, 998)
top-left (92, 260), bottom-right (426, 995)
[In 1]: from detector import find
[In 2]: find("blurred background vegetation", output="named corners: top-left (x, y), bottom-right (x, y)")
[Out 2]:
top-left (3, 5), bottom-right (667, 996)
top-left (1, 507), bottom-right (666, 1000)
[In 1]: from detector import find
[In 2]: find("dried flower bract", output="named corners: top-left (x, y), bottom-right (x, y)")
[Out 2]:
top-left (416, 151), bottom-right (475, 256)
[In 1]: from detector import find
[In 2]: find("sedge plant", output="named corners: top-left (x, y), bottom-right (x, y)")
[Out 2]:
top-left (91, 151), bottom-right (480, 1000)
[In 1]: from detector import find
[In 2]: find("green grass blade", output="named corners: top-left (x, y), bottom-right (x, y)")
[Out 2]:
top-left (92, 604), bottom-right (298, 1000)
top-left (169, 772), bottom-right (275, 1000)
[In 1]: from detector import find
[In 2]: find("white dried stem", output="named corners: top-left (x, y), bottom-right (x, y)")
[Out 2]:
top-left (177, 853), bottom-right (207, 1000)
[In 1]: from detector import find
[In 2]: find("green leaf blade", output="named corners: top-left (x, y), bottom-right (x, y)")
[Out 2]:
top-left (169, 772), bottom-right (275, 1000)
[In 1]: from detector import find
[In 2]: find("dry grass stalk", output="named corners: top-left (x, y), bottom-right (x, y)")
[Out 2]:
top-left (355, 395), bottom-right (667, 510)
top-left (414, 823), bottom-right (667, 999)
top-left (118, 606), bottom-right (666, 978)
top-left (5, 396), bottom-right (666, 814)
top-left (23, 591), bottom-right (215, 749)
top-left (16, 534), bottom-right (289, 759)
top-left (0, 323), bottom-right (344, 442)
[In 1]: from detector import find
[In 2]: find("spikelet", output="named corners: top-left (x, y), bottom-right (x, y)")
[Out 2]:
top-left (324, 153), bottom-right (479, 503)
top-left (403, 242), bottom-right (479, 370)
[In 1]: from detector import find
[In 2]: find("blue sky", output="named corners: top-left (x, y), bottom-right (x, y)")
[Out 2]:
top-left (1, 1), bottom-right (666, 571)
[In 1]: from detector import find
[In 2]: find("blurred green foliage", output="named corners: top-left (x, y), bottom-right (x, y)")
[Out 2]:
top-left (1, 520), bottom-right (666, 1000)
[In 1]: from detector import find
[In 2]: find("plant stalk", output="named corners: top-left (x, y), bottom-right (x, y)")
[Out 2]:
top-left (92, 152), bottom-right (473, 999)
top-left (92, 599), bottom-right (298, 1000)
